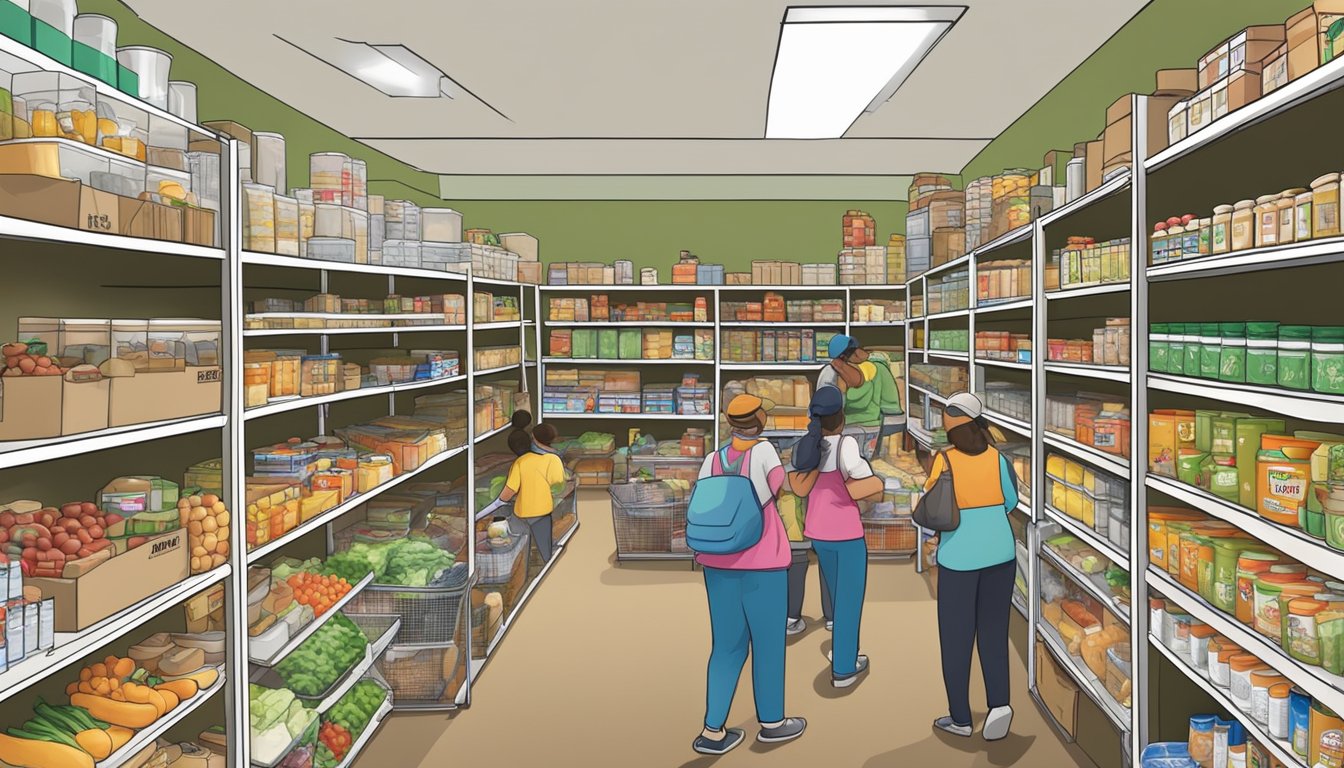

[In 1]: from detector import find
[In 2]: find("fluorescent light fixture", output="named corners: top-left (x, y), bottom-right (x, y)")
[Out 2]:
top-left (328, 40), bottom-right (451, 98)
top-left (765, 6), bottom-right (963, 139)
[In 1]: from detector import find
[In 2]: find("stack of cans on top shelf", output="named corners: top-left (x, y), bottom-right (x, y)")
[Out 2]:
top-left (964, 176), bottom-right (993, 251)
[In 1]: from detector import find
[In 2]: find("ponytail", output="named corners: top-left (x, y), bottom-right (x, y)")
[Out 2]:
top-left (507, 409), bottom-right (534, 456)
top-left (792, 414), bottom-right (825, 472)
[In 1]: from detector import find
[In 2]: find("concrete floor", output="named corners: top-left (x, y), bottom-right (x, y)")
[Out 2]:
top-left (354, 490), bottom-right (1098, 768)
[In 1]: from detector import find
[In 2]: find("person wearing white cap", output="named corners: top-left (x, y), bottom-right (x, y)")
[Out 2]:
top-left (924, 391), bottom-right (1020, 742)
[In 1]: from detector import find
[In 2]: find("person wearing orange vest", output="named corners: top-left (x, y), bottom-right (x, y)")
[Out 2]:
top-left (923, 392), bottom-right (1019, 742)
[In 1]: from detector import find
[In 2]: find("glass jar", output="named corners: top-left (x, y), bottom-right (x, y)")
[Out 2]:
top-left (1246, 321), bottom-right (1280, 388)
top-left (1312, 326), bottom-right (1344, 396)
top-left (1167, 220), bottom-right (1185, 261)
top-left (1200, 322), bottom-right (1222, 379)
top-left (1198, 217), bottom-right (1213, 256)
top-left (1212, 205), bottom-right (1233, 254)
top-left (1255, 194), bottom-right (1279, 247)
top-left (1168, 323), bottom-right (1187, 375)
top-left (1181, 214), bottom-right (1200, 259)
top-left (1185, 324), bottom-right (1203, 378)
top-left (1279, 189), bottom-right (1306, 245)
top-left (1116, 318), bottom-right (1131, 367)
top-left (1219, 322), bottom-right (1247, 383)
top-left (1278, 325), bottom-right (1313, 391)
top-left (1150, 597), bottom-right (1168, 644)
top-left (1312, 172), bottom-right (1341, 238)
top-left (1150, 323), bottom-right (1171, 373)
top-left (1296, 188), bottom-right (1316, 242)
top-left (1152, 221), bottom-right (1170, 264)
top-left (1231, 199), bottom-right (1256, 251)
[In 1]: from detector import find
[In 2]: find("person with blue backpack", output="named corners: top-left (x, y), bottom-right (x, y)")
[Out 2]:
top-left (786, 386), bottom-right (884, 688)
top-left (686, 394), bottom-right (806, 756)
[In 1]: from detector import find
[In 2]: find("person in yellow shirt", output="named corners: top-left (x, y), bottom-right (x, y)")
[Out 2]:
top-left (480, 418), bottom-right (566, 561)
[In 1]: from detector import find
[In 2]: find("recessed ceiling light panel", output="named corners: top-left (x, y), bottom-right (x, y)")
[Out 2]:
top-left (765, 5), bottom-right (964, 139)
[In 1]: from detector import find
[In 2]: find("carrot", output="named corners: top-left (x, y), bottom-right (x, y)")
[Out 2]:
top-left (154, 679), bottom-right (198, 701)
top-left (68, 694), bottom-right (158, 729)
top-left (0, 732), bottom-right (95, 768)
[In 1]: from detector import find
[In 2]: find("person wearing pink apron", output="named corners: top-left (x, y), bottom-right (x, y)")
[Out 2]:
top-left (787, 387), bottom-right (884, 688)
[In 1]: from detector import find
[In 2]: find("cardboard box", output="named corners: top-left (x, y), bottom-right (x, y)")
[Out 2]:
top-left (182, 206), bottom-right (216, 247)
top-left (61, 378), bottom-right (110, 436)
top-left (185, 581), bottom-right (226, 633)
top-left (0, 375), bottom-right (63, 440)
top-left (931, 228), bottom-right (966, 266)
top-left (1154, 68), bottom-right (1199, 95)
top-left (1198, 25), bottom-right (1285, 89)
top-left (1263, 43), bottom-right (1290, 93)
top-left (516, 260), bottom-right (541, 284)
top-left (1103, 93), bottom-right (1182, 164)
top-left (498, 232), bottom-right (538, 261)
top-left (1288, 6), bottom-right (1321, 80)
top-left (119, 197), bottom-right (183, 242)
top-left (1085, 139), bottom-right (1103, 192)
top-left (1227, 69), bottom-right (1262, 111)
top-left (0, 174), bottom-right (120, 235)
top-left (1035, 640), bottom-right (1080, 739)
top-left (108, 367), bottom-right (222, 428)
top-left (1320, 1), bottom-right (1344, 64)
top-left (27, 529), bottom-right (188, 632)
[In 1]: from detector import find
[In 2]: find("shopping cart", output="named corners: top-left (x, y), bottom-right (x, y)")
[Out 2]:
top-left (344, 564), bottom-right (471, 646)
top-left (377, 642), bottom-right (466, 709)
top-left (609, 480), bottom-right (692, 561)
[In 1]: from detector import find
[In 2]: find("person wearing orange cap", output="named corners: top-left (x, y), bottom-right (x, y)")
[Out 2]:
top-left (691, 393), bottom-right (806, 756)
top-left (924, 392), bottom-right (1020, 742)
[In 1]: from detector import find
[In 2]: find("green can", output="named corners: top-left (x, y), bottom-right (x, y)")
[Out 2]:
top-left (1219, 322), bottom-right (1247, 383)
top-left (1150, 323), bottom-right (1170, 374)
top-left (1246, 321), bottom-right (1280, 388)
top-left (1311, 326), bottom-right (1344, 395)
top-left (1278, 325), bottom-right (1313, 391)
top-left (1200, 322), bottom-right (1222, 379)
top-left (1184, 324), bottom-right (1202, 377)
top-left (1168, 323), bottom-right (1187, 376)
top-left (0, 1), bottom-right (30, 46)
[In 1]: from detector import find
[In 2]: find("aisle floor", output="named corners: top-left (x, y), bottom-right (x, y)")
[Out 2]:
top-left (355, 491), bottom-right (1097, 768)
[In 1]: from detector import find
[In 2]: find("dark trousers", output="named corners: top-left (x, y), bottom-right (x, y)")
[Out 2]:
top-left (786, 549), bottom-right (833, 622)
top-left (937, 560), bottom-right (1015, 726)
top-left (525, 514), bottom-right (554, 562)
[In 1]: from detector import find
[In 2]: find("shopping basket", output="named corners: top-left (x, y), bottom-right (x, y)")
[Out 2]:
top-left (345, 565), bottom-right (471, 646)
top-left (609, 480), bottom-right (692, 558)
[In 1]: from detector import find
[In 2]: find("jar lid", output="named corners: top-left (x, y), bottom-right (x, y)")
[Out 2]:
top-left (1256, 194), bottom-right (1278, 204)
top-left (1154, 221), bottom-right (1168, 232)
top-left (1214, 204), bottom-right (1234, 213)
top-left (1312, 172), bottom-right (1341, 187)
top-left (1201, 322), bottom-right (1220, 335)
top-left (1250, 670), bottom-right (1287, 686)
top-left (1220, 322), bottom-right (1247, 336)
top-left (1238, 551), bottom-right (1280, 566)
top-left (1269, 683), bottom-right (1293, 698)
top-left (1233, 199), bottom-right (1255, 209)
top-left (1289, 597), bottom-right (1328, 614)
top-left (1282, 188), bottom-right (1309, 196)
top-left (1269, 563), bottom-right (1308, 574)
top-left (1229, 654), bottom-right (1269, 672)
top-left (1218, 647), bottom-right (1243, 662)
top-left (1150, 597), bottom-right (1166, 609)
top-left (1151, 323), bottom-right (1170, 333)
top-left (1280, 325), bottom-right (1313, 339)
top-left (1312, 326), bottom-right (1344, 342)
top-left (1190, 624), bottom-right (1219, 638)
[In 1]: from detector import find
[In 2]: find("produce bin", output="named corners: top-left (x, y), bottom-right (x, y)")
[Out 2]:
top-left (476, 528), bottom-right (529, 583)
top-left (376, 642), bottom-right (465, 709)
top-left (609, 481), bottom-right (692, 561)
top-left (861, 515), bottom-right (917, 556)
top-left (344, 566), bottom-right (470, 646)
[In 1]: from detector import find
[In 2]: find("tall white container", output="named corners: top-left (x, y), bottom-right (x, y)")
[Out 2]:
top-left (252, 132), bottom-right (287, 196)
top-left (420, 208), bottom-right (462, 242)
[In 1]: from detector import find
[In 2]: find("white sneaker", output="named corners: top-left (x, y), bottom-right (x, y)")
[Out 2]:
top-left (785, 618), bottom-right (806, 636)
top-left (933, 716), bottom-right (972, 738)
top-left (982, 706), bottom-right (1013, 741)
top-left (825, 620), bottom-right (833, 631)
top-left (832, 656), bottom-right (869, 688)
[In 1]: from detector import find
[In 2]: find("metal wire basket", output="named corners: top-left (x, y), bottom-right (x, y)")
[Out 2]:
top-left (377, 642), bottom-right (463, 707)
top-left (344, 566), bottom-right (471, 646)
top-left (609, 481), bottom-right (691, 557)
top-left (476, 529), bottom-right (530, 583)
top-left (862, 516), bottom-right (917, 553)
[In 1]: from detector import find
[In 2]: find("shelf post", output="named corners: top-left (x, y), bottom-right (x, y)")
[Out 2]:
top-left (463, 265), bottom-right (476, 707)
top-left (1128, 93), bottom-right (1152, 765)
top-left (1028, 217), bottom-right (1045, 696)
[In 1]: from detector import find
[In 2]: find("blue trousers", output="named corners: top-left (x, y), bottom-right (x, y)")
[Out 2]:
top-left (703, 567), bottom-right (787, 730)
top-left (813, 538), bottom-right (868, 676)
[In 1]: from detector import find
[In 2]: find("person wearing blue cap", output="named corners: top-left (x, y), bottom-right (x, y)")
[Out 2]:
top-left (786, 386), bottom-right (884, 688)
top-left (816, 334), bottom-right (865, 394)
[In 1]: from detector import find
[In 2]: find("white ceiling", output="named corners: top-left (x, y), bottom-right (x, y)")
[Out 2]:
top-left (127, 0), bottom-right (1146, 186)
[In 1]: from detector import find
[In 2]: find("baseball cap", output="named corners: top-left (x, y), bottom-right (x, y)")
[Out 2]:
top-left (808, 385), bottom-right (845, 417)
top-left (827, 334), bottom-right (859, 360)
top-left (725, 393), bottom-right (773, 418)
top-left (944, 391), bottom-right (984, 419)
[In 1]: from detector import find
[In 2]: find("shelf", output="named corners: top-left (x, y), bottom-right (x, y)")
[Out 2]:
top-left (541, 358), bottom-right (713, 365)
top-left (0, 211), bottom-right (225, 260)
top-left (1044, 282), bottom-right (1131, 301)
top-left (309, 618), bottom-right (401, 715)
top-left (0, 414), bottom-right (226, 471)
top-left (1044, 362), bottom-right (1132, 383)
top-left (1041, 505), bottom-right (1129, 568)
top-left (1012, 591), bottom-right (1028, 619)
top-left (1145, 474), bottom-right (1344, 578)
top-left (1147, 56), bottom-right (1344, 172)
top-left (246, 444), bottom-right (468, 562)
top-left (475, 363), bottom-right (524, 377)
top-left (244, 325), bottom-right (466, 337)
top-left (925, 308), bottom-right (971, 320)
top-left (1149, 567), bottom-right (1344, 718)
top-left (844, 283), bottom-right (907, 291)
top-left (721, 321), bottom-right (846, 327)
top-left (249, 572), bottom-right (377, 666)
top-left (472, 276), bottom-right (532, 287)
top-left (1037, 622), bottom-right (1131, 733)
top-left (241, 251), bottom-right (467, 281)
top-left (976, 357), bottom-right (1033, 371)
top-left (1147, 372), bottom-right (1344, 423)
top-left (540, 412), bottom-right (715, 421)
top-left (544, 321), bottom-right (712, 327)
top-left (244, 376), bottom-right (466, 420)
top-left (907, 422), bottom-right (943, 450)
top-left (1042, 433), bottom-right (1131, 479)
top-left (908, 384), bottom-right (948, 405)
top-left (923, 252), bottom-right (971, 279)
top-left (1039, 545), bottom-right (1129, 627)
top-left (475, 422), bottom-right (512, 444)
top-left (849, 320), bottom-right (906, 327)
top-left (540, 284), bottom-right (703, 292)
top-left (719, 362), bottom-right (822, 371)
top-left (1015, 500), bottom-right (1032, 517)
top-left (983, 410), bottom-right (1033, 438)
top-left (1148, 637), bottom-right (1305, 768)
top-left (974, 297), bottom-right (1033, 314)
top-left (924, 349), bottom-right (969, 361)
top-left (329, 688), bottom-right (395, 768)
top-left (474, 321), bottom-right (526, 331)
top-left (102, 671), bottom-right (228, 768)
top-left (0, 565), bottom-right (230, 704)
top-left (1146, 236), bottom-right (1344, 281)
top-left (973, 223), bottom-right (1034, 256)
top-left (1039, 168), bottom-right (1132, 227)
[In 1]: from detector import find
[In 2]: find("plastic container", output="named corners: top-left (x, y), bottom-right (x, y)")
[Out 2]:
top-left (356, 454), bottom-right (394, 493)
top-left (1255, 194), bottom-right (1279, 247)
top-left (246, 133), bottom-right (284, 198)
top-left (421, 207), bottom-right (462, 242)
top-left (1279, 189), bottom-right (1306, 245)
top-left (1292, 687), bottom-right (1312, 758)
top-left (1246, 321), bottom-right (1280, 388)
top-left (1279, 325), bottom-right (1313, 391)
top-left (242, 182), bottom-right (276, 253)
top-left (1312, 326), bottom-right (1344, 396)
top-left (1321, 597), bottom-right (1344, 675)
top-left (1210, 646), bottom-right (1238, 688)
top-left (1269, 682), bottom-right (1293, 739)
top-left (273, 194), bottom-right (299, 257)
top-left (1310, 700), bottom-right (1344, 767)
top-left (1250, 669), bottom-right (1288, 725)
top-left (1190, 714), bottom-right (1217, 766)
top-left (71, 14), bottom-right (117, 85)
top-left (1312, 173), bottom-right (1341, 238)
top-left (1199, 322), bottom-right (1221, 379)
top-left (1219, 322), bottom-right (1246, 383)
top-left (1229, 654), bottom-right (1271, 712)
top-left (1296, 188), bottom-right (1315, 242)
top-left (1286, 597), bottom-right (1327, 666)
top-left (167, 81), bottom-right (196, 123)
top-left (1254, 573), bottom-right (1318, 640)
top-left (1211, 205), bottom-right (1233, 254)
top-left (30, 0), bottom-right (74, 65)
top-left (309, 152), bottom-right (349, 204)
top-left (116, 46), bottom-right (171, 109)
top-left (1236, 551), bottom-right (1280, 625)
top-left (1190, 624), bottom-right (1218, 673)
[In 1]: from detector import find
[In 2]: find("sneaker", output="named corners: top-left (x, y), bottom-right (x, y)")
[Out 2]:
top-left (832, 656), bottom-right (870, 688)
top-left (933, 716), bottom-right (972, 738)
top-left (693, 728), bottom-right (745, 755)
top-left (786, 617), bottom-right (806, 636)
top-left (757, 718), bottom-right (807, 744)
top-left (982, 705), bottom-right (1013, 741)
top-left (825, 620), bottom-right (833, 632)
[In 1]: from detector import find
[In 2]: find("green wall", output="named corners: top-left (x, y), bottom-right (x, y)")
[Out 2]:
top-left (961, 0), bottom-right (1308, 179)
top-left (434, 199), bottom-right (909, 274)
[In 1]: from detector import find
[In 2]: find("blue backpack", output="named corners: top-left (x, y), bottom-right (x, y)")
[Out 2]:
top-left (685, 444), bottom-right (763, 554)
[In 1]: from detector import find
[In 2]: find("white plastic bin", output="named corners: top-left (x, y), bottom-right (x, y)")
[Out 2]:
top-left (116, 46), bottom-right (172, 109)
